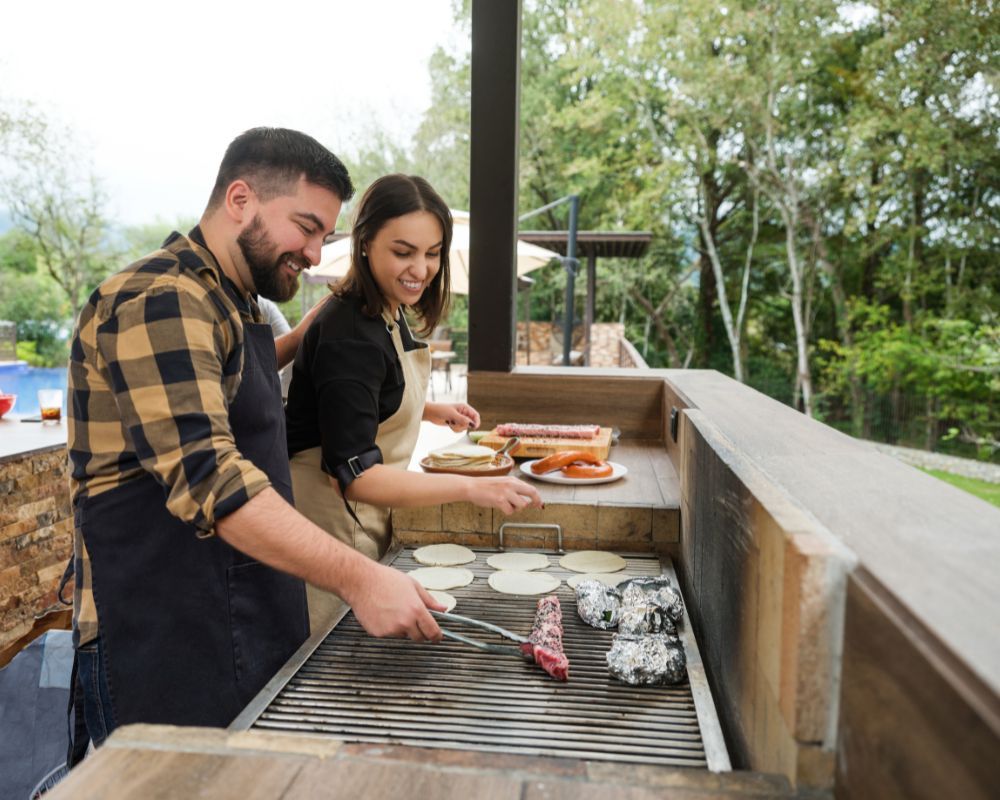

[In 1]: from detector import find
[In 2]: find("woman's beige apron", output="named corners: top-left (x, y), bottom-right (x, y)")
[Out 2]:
top-left (290, 311), bottom-right (430, 632)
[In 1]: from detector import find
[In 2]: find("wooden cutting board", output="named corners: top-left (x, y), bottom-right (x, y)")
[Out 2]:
top-left (478, 427), bottom-right (613, 460)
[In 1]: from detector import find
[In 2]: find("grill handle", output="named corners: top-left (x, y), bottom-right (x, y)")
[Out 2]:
top-left (497, 522), bottom-right (564, 553)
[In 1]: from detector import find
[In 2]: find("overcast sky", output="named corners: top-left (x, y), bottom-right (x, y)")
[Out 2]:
top-left (1, 0), bottom-right (461, 227)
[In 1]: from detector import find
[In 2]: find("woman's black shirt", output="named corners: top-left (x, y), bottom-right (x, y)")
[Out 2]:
top-left (284, 292), bottom-right (425, 485)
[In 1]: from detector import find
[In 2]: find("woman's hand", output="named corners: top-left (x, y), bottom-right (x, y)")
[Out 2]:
top-left (424, 401), bottom-right (481, 432)
top-left (464, 476), bottom-right (543, 515)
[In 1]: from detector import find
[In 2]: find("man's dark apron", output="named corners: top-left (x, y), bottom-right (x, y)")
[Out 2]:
top-left (72, 314), bottom-right (307, 732)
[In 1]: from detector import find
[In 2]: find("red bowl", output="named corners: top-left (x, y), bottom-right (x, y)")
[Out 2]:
top-left (0, 394), bottom-right (16, 418)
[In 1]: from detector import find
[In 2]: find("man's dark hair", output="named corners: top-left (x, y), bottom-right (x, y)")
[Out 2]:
top-left (206, 127), bottom-right (354, 210)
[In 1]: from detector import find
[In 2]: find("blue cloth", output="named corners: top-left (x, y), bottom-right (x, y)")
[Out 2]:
top-left (0, 630), bottom-right (72, 799)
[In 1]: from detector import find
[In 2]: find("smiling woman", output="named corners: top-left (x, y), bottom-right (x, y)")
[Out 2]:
top-left (366, 211), bottom-right (445, 318)
top-left (284, 174), bottom-right (543, 632)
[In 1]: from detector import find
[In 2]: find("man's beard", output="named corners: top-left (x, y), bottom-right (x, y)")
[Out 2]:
top-left (236, 214), bottom-right (300, 303)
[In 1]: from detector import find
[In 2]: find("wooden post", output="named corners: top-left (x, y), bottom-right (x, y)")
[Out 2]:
top-left (468, 0), bottom-right (522, 373)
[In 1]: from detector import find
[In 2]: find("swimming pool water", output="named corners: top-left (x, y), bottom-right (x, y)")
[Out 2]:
top-left (0, 364), bottom-right (68, 416)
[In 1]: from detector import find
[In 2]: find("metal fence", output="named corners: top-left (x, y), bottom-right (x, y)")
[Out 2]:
top-left (0, 321), bottom-right (16, 362)
top-left (749, 379), bottom-right (998, 463)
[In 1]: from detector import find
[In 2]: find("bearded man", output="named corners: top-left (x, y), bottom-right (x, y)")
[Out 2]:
top-left (64, 128), bottom-right (444, 763)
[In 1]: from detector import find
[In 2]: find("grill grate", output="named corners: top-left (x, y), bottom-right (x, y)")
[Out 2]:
top-left (235, 548), bottom-right (729, 770)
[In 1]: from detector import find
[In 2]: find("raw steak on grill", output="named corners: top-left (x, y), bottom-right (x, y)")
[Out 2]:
top-left (519, 595), bottom-right (569, 681)
top-left (495, 423), bottom-right (600, 440)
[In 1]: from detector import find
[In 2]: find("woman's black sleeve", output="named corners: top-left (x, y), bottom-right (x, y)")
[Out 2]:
top-left (309, 337), bottom-right (387, 489)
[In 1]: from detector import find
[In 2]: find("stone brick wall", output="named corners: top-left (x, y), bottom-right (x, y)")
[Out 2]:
top-left (515, 322), bottom-right (634, 368)
top-left (0, 447), bottom-right (73, 652)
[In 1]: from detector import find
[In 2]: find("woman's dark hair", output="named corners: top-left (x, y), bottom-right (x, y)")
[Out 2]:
top-left (337, 174), bottom-right (451, 335)
top-left (206, 127), bottom-right (354, 210)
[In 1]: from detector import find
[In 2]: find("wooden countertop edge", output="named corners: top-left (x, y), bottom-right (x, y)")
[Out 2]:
top-left (49, 724), bottom-right (799, 799)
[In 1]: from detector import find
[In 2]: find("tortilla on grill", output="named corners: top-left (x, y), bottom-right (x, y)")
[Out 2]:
top-left (486, 552), bottom-right (551, 572)
top-left (559, 550), bottom-right (627, 574)
top-left (488, 571), bottom-right (560, 595)
top-left (413, 543), bottom-right (477, 567)
top-left (567, 572), bottom-right (634, 589)
top-left (427, 590), bottom-right (457, 612)
top-left (408, 567), bottom-right (475, 590)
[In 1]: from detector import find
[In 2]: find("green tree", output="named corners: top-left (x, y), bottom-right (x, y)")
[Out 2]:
top-left (517, 0), bottom-right (707, 367)
top-left (0, 103), bottom-right (117, 314)
top-left (0, 230), bottom-right (71, 365)
top-left (120, 218), bottom-right (199, 263)
top-left (327, 0), bottom-right (1000, 455)
top-left (0, 228), bottom-right (40, 274)
top-left (844, 0), bottom-right (1000, 322)
top-left (819, 302), bottom-right (999, 458)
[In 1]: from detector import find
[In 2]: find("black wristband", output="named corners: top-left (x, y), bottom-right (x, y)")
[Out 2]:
top-left (328, 446), bottom-right (383, 492)
top-left (326, 447), bottom-right (383, 532)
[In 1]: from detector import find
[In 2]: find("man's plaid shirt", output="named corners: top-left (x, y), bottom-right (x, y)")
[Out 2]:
top-left (68, 227), bottom-right (273, 645)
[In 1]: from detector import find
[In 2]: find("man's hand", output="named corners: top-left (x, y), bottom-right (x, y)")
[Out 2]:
top-left (294, 291), bottom-right (334, 335)
top-left (423, 401), bottom-right (481, 432)
top-left (344, 560), bottom-right (447, 642)
top-left (465, 476), bottom-right (543, 515)
top-left (215, 487), bottom-right (446, 642)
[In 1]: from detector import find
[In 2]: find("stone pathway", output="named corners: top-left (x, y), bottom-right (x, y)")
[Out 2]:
top-left (869, 442), bottom-right (1000, 484)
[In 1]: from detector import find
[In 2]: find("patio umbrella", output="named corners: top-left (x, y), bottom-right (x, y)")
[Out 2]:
top-left (303, 210), bottom-right (559, 293)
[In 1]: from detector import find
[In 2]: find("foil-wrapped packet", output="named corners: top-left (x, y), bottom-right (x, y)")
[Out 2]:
top-left (606, 633), bottom-right (687, 685)
top-left (617, 603), bottom-right (675, 636)
top-left (618, 577), bottom-right (684, 624)
top-left (574, 580), bottom-right (621, 629)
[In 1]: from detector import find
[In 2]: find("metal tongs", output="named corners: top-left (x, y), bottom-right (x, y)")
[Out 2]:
top-left (431, 610), bottom-right (532, 660)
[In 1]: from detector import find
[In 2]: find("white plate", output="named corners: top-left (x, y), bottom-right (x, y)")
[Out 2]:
top-left (520, 460), bottom-right (627, 485)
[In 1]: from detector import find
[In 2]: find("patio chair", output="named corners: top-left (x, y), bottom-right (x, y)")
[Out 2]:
top-left (427, 339), bottom-right (455, 399)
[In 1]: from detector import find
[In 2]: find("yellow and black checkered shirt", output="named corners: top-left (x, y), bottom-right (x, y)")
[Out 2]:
top-left (68, 227), bottom-right (272, 645)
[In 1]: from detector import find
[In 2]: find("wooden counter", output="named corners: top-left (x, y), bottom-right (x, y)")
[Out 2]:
top-left (463, 366), bottom-right (1000, 796)
top-left (45, 430), bottom-right (702, 799)
top-left (512, 438), bottom-right (678, 507)
top-left (48, 724), bottom-right (803, 800)
top-left (37, 363), bottom-right (1000, 799)
top-left (395, 439), bottom-right (680, 556)
top-left (0, 414), bottom-right (67, 463)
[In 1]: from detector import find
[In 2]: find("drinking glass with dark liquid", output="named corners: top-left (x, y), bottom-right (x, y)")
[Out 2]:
top-left (37, 389), bottom-right (63, 424)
